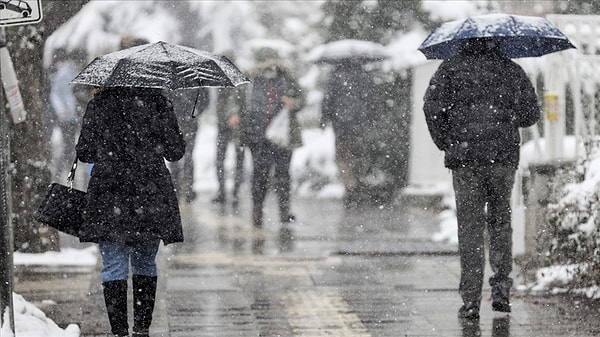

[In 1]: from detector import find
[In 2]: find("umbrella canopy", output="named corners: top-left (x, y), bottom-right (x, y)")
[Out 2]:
top-left (71, 41), bottom-right (250, 89)
top-left (418, 13), bottom-right (576, 59)
top-left (306, 39), bottom-right (389, 64)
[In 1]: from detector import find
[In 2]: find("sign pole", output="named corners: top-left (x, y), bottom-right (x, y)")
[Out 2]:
top-left (0, 25), bottom-right (15, 335)
top-left (0, 1), bottom-right (44, 333)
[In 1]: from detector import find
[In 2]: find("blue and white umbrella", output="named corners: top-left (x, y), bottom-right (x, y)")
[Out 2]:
top-left (418, 14), bottom-right (576, 59)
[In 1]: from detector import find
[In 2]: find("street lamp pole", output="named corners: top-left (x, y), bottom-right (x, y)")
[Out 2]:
top-left (0, 25), bottom-right (16, 333)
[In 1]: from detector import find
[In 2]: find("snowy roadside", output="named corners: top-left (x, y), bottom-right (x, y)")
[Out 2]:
top-left (3, 247), bottom-right (98, 337)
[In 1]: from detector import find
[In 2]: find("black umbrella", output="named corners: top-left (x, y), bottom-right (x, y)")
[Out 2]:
top-left (71, 41), bottom-right (250, 89)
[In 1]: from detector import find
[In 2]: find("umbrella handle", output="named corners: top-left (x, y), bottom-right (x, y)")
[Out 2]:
top-left (66, 156), bottom-right (78, 189)
top-left (191, 88), bottom-right (201, 118)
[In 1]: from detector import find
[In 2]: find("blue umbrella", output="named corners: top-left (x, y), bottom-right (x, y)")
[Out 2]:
top-left (418, 14), bottom-right (576, 59)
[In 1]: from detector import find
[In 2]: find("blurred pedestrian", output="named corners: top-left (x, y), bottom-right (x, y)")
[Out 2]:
top-left (120, 34), bottom-right (150, 49)
top-left (170, 88), bottom-right (209, 203)
top-left (48, 47), bottom-right (82, 182)
top-left (213, 83), bottom-right (247, 211)
top-left (423, 38), bottom-right (540, 319)
top-left (241, 47), bottom-right (305, 228)
top-left (320, 61), bottom-right (380, 208)
top-left (76, 87), bottom-right (186, 337)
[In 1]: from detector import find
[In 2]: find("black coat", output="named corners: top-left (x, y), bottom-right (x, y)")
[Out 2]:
top-left (423, 46), bottom-right (540, 169)
top-left (320, 64), bottom-right (379, 138)
top-left (76, 88), bottom-right (186, 245)
top-left (241, 64), bottom-right (304, 149)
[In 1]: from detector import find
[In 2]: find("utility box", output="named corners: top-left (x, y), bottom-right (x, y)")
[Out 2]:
top-left (523, 160), bottom-right (576, 256)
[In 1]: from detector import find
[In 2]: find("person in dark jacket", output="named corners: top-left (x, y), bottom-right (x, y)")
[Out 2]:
top-left (423, 38), bottom-right (540, 319)
top-left (213, 84), bottom-right (247, 211)
top-left (170, 88), bottom-right (209, 203)
top-left (48, 48), bottom-right (83, 182)
top-left (320, 61), bottom-right (380, 208)
top-left (242, 48), bottom-right (304, 228)
top-left (76, 87), bottom-right (185, 337)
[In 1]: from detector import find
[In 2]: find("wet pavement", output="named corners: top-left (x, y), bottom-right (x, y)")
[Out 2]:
top-left (13, 193), bottom-right (600, 336)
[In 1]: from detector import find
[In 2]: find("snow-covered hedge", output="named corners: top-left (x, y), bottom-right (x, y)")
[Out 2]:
top-left (541, 138), bottom-right (600, 295)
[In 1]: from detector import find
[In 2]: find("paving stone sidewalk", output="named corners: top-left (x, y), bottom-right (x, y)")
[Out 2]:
top-left (13, 195), bottom-right (600, 336)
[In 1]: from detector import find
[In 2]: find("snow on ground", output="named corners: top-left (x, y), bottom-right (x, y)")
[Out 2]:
top-left (3, 247), bottom-right (98, 336)
top-left (1, 293), bottom-right (81, 337)
top-left (13, 246), bottom-right (98, 267)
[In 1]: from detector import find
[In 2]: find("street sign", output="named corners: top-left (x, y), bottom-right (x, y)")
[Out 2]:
top-left (0, 0), bottom-right (42, 26)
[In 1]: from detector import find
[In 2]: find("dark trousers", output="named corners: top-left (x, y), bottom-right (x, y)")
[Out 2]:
top-left (215, 124), bottom-right (244, 200)
top-left (334, 132), bottom-right (368, 192)
top-left (247, 140), bottom-right (292, 227)
top-left (171, 129), bottom-right (197, 202)
top-left (452, 166), bottom-right (515, 304)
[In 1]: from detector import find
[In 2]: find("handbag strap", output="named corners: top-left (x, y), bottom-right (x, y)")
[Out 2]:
top-left (66, 156), bottom-right (78, 188)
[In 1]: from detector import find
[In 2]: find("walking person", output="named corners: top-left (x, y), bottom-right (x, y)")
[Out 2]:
top-left (423, 38), bottom-right (540, 319)
top-left (76, 87), bottom-right (186, 337)
top-left (170, 88), bottom-right (210, 203)
top-left (320, 61), bottom-right (380, 208)
top-left (213, 84), bottom-right (247, 211)
top-left (242, 47), bottom-right (305, 228)
top-left (48, 48), bottom-right (82, 182)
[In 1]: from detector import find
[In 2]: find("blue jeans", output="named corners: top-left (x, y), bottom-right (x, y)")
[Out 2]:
top-left (99, 241), bottom-right (160, 282)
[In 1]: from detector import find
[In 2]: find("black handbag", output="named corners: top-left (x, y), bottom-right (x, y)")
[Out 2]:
top-left (34, 157), bottom-right (86, 237)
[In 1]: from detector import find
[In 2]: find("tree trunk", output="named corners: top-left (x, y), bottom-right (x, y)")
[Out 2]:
top-left (5, 0), bottom-right (87, 253)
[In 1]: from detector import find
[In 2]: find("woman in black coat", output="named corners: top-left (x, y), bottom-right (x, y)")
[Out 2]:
top-left (76, 87), bottom-right (185, 337)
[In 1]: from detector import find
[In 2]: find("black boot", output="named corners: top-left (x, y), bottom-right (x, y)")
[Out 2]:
top-left (458, 301), bottom-right (480, 319)
top-left (252, 207), bottom-right (263, 228)
top-left (132, 275), bottom-right (157, 337)
top-left (212, 191), bottom-right (225, 205)
top-left (491, 276), bottom-right (512, 313)
top-left (103, 280), bottom-right (129, 337)
top-left (492, 285), bottom-right (511, 313)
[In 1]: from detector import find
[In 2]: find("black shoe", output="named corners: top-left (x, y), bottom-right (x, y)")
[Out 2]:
top-left (492, 286), bottom-right (511, 313)
top-left (253, 215), bottom-right (263, 229)
top-left (185, 191), bottom-right (196, 204)
top-left (212, 194), bottom-right (225, 205)
top-left (492, 299), bottom-right (511, 313)
top-left (231, 195), bottom-right (239, 210)
top-left (458, 302), bottom-right (480, 319)
top-left (281, 214), bottom-right (296, 224)
top-left (343, 190), bottom-right (359, 209)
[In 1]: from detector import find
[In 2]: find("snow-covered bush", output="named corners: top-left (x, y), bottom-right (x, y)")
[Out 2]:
top-left (541, 137), bottom-right (600, 291)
